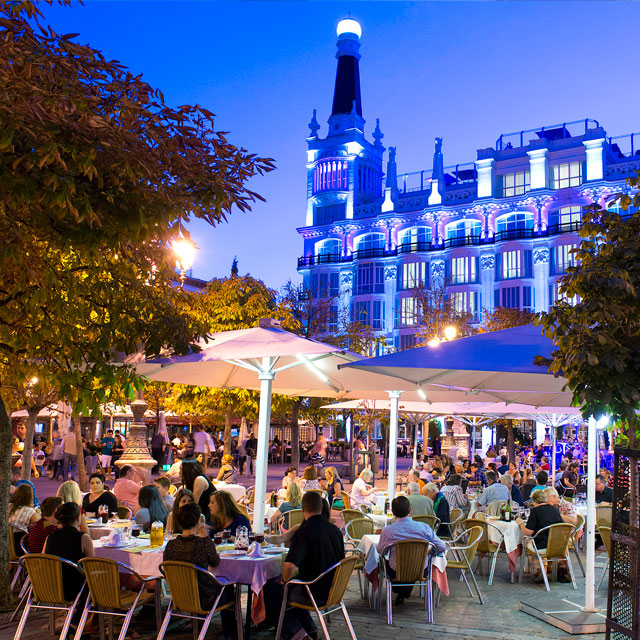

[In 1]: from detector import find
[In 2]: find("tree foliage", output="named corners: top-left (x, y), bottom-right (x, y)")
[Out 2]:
top-left (478, 307), bottom-right (535, 334)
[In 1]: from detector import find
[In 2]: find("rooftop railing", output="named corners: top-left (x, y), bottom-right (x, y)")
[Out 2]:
top-left (607, 132), bottom-right (640, 158)
top-left (496, 118), bottom-right (600, 151)
top-left (399, 162), bottom-right (477, 194)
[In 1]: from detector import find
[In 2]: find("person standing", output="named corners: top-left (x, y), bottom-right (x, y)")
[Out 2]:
top-left (191, 426), bottom-right (210, 468)
top-left (238, 433), bottom-right (248, 476)
top-left (100, 429), bottom-right (115, 480)
top-left (49, 430), bottom-right (65, 481)
top-left (245, 433), bottom-right (257, 475)
top-left (61, 426), bottom-right (77, 481)
top-left (151, 430), bottom-right (166, 475)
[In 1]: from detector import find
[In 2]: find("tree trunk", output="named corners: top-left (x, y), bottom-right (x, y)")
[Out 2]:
top-left (0, 393), bottom-right (13, 610)
top-left (89, 417), bottom-right (97, 445)
top-left (20, 408), bottom-right (39, 481)
top-left (280, 417), bottom-right (286, 464)
top-left (223, 404), bottom-right (233, 457)
top-left (507, 420), bottom-right (516, 465)
top-left (291, 399), bottom-right (301, 470)
top-left (74, 415), bottom-right (88, 492)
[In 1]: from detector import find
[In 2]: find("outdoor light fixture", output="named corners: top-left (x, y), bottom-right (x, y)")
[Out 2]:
top-left (172, 235), bottom-right (196, 286)
top-left (336, 18), bottom-right (362, 39)
top-left (417, 388), bottom-right (427, 400)
top-left (427, 337), bottom-right (441, 348)
top-left (596, 415), bottom-right (609, 429)
top-left (30, 376), bottom-right (38, 385)
top-left (444, 325), bottom-right (457, 341)
top-left (296, 354), bottom-right (340, 392)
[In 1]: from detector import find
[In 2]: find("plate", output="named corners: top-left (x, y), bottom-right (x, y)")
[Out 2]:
top-left (100, 542), bottom-right (128, 548)
top-left (219, 550), bottom-right (248, 557)
top-left (263, 547), bottom-right (287, 554)
top-left (487, 516), bottom-right (500, 520)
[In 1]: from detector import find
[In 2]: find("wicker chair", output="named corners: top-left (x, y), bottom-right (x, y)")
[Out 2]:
top-left (158, 561), bottom-right (242, 640)
top-left (443, 526), bottom-right (485, 604)
top-left (116, 500), bottom-right (133, 520)
top-left (13, 554), bottom-right (85, 640)
top-left (437, 507), bottom-right (464, 540)
top-left (596, 505), bottom-right (612, 529)
top-left (340, 490), bottom-right (353, 510)
top-left (340, 509), bottom-right (366, 530)
top-left (280, 508), bottom-right (304, 532)
top-left (460, 518), bottom-right (505, 586)
top-left (275, 556), bottom-right (358, 640)
top-left (76, 557), bottom-right (159, 640)
top-left (168, 484), bottom-right (178, 496)
top-left (485, 500), bottom-right (509, 517)
top-left (9, 524), bottom-right (27, 591)
top-left (519, 523), bottom-right (577, 591)
top-left (568, 513), bottom-right (586, 577)
top-left (344, 518), bottom-right (375, 599)
top-left (597, 526), bottom-right (612, 590)
top-left (379, 539), bottom-right (433, 625)
top-left (411, 514), bottom-right (440, 531)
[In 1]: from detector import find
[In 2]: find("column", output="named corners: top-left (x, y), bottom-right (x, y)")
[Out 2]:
top-left (476, 156), bottom-right (495, 198)
top-left (479, 252), bottom-right (496, 312)
top-left (532, 244), bottom-right (550, 313)
top-left (387, 391), bottom-right (402, 501)
top-left (527, 147), bottom-right (549, 189)
top-left (584, 138), bottom-right (605, 182)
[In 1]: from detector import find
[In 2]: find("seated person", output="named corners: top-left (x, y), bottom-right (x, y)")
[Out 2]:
top-left (423, 483), bottom-right (451, 536)
top-left (209, 490), bottom-right (251, 539)
top-left (9, 484), bottom-right (40, 531)
top-left (298, 466), bottom-right (321, 492)
top-left (468, 462), bottom-right (487, 488)
top-left (516, 489), bottom-right (563, 552)
top-left (595, 474), bottom-right (614, 505)
top-left (321, 467), bottom-right (344, 507)
top-left (164, 503), bottom-right (237, 640)
top-left (113, 465), bottom-right (141, 513)
top-left (532, 470), bottom-right (549, 494)
top-left (10, 466), bottom-right (40, 508)
top-left (81, 472), bottom-right (118, 515)
top-left (406, 482), bottom-right (434, 517)
top-left (263, 491), bottom-right (344, 640)
top-left (135, 485), bottom-right (169, 533)
top-left (496, 455), bottom-right (510, 475)
top-left (500, 473), bottom-right (524, 507)
top-left (537, 456), bottom-right (551, 472)
top-left (477, 471), bottom-right (511, 509)
top-left (153, 476), bottom-right (175, 509)
top-left (544, 487), bottom-right (577, 526)
top-left (408, 469), bottom-right (425, 490)
top-left (440, 474), bottom-right (468, 510)
top-left (350, 468), bottom-right (377, 508)
top-left (378, 495), bottom-right (446, 605)
top-left (281, 466), bottom-right (298, 492)
top-left (270, 482), bottom-right (302, 529)
top-left (166, 488), bottom-right (195, 534)
top-left (26, 496), bottom-right (62, 553)
top-left (216, 454), bottom-right (238, 484)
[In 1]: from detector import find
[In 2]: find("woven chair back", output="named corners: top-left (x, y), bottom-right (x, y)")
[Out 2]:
top-left (596, 505), bottom-right (612, 529)
top-left (285, 509), bottom-right (304, 529)
top-left (8, 524), bottom-right (23, 562)
top-left (160, 561), bottom-right (207, 615)
top-left (340, 491), bottom-right (352, 510)
top-left (460, 518), bottom-right (491, 553)
top-left (461, 526), bottom-right (484, 565)
top-left (116, 501), bottom-right (133, 519)
top-left (544, 523), bottom-right (575, 559)
top-left (341, 509), bottom-right (364, 527)
top-left (412, 514), bottom-right (438, 530)
top-left (246, 488), bottom-right (255, 506)
top-left (599, 526), bottom-right (612, 556)
top-left (346, 518), bottom-right (375, 541)
top-left (23, 554), bottom-right (71, 605)
top-left (485, 501), bottom-right (508, 517)
top-left (80, 558), bottom-right (124, 610)
top-left (394, 540), bottom-right (430, 583)
top-left (325, 556), bottom-right (358, 608)
top-left (449, 507), bottom-right (463, 527)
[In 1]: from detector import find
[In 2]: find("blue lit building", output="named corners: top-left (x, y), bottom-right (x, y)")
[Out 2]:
top-left (297, 19), bottom-right (640, 351)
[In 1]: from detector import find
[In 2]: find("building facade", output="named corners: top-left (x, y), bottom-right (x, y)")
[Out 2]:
top-left (297, 19), bottom-right (640, 351)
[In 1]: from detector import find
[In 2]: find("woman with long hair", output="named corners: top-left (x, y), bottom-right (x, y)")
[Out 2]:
top-left (166, 488), bottom-right (195, 534)
top-left (209, 490), bottom-right (251, 538)
top-left (111, 434), bottom-right (125, 478)
top-left (9, 484), bottom-right (39, 529)
top-left (181, 458), bottom-right (217, 524)
top-left (269, 482), bottom-right (302, 528)
top-left (135, 485), bottom-right (169, 532)
top-left (298, 466), bottom-right (320, 492)
top-left (57, 480), bottom-right (89, 534)
top-left (322, 466), bottom-right (344, 507)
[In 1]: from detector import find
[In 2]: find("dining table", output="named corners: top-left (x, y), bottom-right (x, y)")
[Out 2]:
top-left (484, 516), bottom-right (522, 580)
top-left (212, 481), bottom-right (247, 502)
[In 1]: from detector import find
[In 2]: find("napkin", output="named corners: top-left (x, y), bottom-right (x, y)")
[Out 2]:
top-left (249, 542), bottom-right (265, 558)
top-left (104, 530), bottom-right (122, 546)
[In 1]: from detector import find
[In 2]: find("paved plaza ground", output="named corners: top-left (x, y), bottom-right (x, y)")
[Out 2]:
top-left (1, 459), bottom-right (610, 640)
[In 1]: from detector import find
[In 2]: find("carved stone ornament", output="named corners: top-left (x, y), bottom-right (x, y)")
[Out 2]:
top-left (533, 246), bottom-right (550, 264)
top-left (480, 254), bottom-right (495, 270)
top-left (384, 266), bottom-right (397, 280)
top-left (431, 260), bottom-right (445, 278)
top-left (340, 271), bottom-right (354, 286)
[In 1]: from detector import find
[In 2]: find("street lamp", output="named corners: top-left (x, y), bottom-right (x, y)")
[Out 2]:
top-left (172, 236), bottom-right (196, 286)
top-left (427, 325), bottom-right (458, 347)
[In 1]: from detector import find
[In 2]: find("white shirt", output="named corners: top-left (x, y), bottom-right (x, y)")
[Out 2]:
top-left (351, 477), bottom-right (374, 507)
top-left (192, 431), bottom-right (210, 454)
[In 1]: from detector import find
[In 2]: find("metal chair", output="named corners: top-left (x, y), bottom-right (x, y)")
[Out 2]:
top-left (379, 540), bottom-right (433, 625)
top-left (279, 508), bottom-right (304, 532)
top-left (9, 524), bottom-right (27, 591)
top-left (485, 500), bottom-right (508, 517)
top-left (243, 486), bottom-right (255, 513)
top-left (168, 484), bottom-right (178, 496)
top-left (437, 507), bottom-right (464, 540)
top-left (275, 556), bottom-right (358, 640)
top-left (411, 514), bottom-right (440, 531)
top-left (13, 554), bottom-right (86, 640)
top-left (340, 509), bottom-right (366, 530)
top-left (569, 513), bottom-right (586, 577)
top-left (340, 490), bottom-right (353, 510)
top-left (76, 557), bottom-right (159, 640)
top-left (460, 518), bottom-right (505, 586)
top-left (345, 518), bottom-right (376, 599)
top-left (519, 523), bottom-right (577, 591)
top-left (443, 526), bottom-right (485, 604)
top-left (158, 561), bottom-right (242, 640)
top-left (597, 526), bottom-right (612, 590)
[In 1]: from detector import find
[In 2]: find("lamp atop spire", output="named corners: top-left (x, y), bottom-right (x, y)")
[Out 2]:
top-left (336, 18), bottom-right (362, 39)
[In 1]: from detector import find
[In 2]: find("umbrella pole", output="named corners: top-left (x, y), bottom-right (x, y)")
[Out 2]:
top-left (253, 361), bottom-right (275, 535)
top-left (551, 424), bottom-right (557, 486)
top-left (583, 416), bottom-right (598, 612)
top-left (388, 391), bottom-right (402, 501)
top-left (412, 421), bottom-right (418, 470)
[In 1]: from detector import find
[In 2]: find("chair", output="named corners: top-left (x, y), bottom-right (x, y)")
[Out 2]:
top-left (444, 527), bottom-right (484, 604)
top-left (485, 500), bottom-right (508, 517)
top-left (243, 487), bottom-right (255, 513)
top-left (437, 507), bottom-right (464, 540)
top-left (9, 524), bottom-right (27, 590)
top-left (344, 518), bottom-right (375, 599)
top-left (280, 508), bottom-right (304, 532)
top-left (569, 513), bottom-right (586, 577)
top-left (340, 509), bottom-right (366, 530)
top-left (76, 557), bottom-right (158, 640)
top-left (275, 556), bottom-right (358, 640)
top-left (116, 500), bottom-right (133, 520)
top-left (13, 554), bottom-right (86, 640)
top-left (596, 505), bottom-right (612, 529)
top-left (460, 518), bottom-right (505, 586)
top-left (597, 526), bottom-right (612, 590)
top-left (411, 514), bottom-right (440, 531)
top-left (519, 523), bottom-right (577, 591)
top-left (340, 490), bottom-right (352, 510)
top-left (158, 561), bottom-right (242, 640)
top-left (521, 484), bottom-right (534, 503)
top-left (379, 540), bottom-right (433, 625)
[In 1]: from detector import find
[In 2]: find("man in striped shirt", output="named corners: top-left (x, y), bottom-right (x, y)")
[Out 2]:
top-left (26, 497), bottom-right (62, 553)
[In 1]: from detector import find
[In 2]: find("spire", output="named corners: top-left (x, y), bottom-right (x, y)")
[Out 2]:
top-left (386, 146), bottom-right (397, 190)
top-left (308, 109), bottom-right (320, 138)
top-left (328, 18), bottom-right (364, 136)
top-left (432, 137), bottom-right (444, 182)
top-left (231, 257), bottom-right (238, 278)
top-left (373, 118), bottom-right (384, 148)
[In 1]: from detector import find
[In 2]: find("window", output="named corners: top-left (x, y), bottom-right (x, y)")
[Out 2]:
top-left (356, 262), bottom-right (384, 294)
top-left (358, 164), bottom-right (381, 197)
top-left (445, 219), bottom-right (481, 240)
top-left (500, 286), bottom-right (520, 309)
top-left (497, 250), bottom-right (532, 280)
top-left (548, 206), bottom-right (582, 229)
top-left (448, 256), bottom-right (478, 284)
top-left (356, 233), bottom-right (385, 252)
top-left (397, 297), bottom-right (417, 326)
top-left (551, 162), bottom-right (582, 189)
top-left (313, 159), bottom-right (348, 193)
top-left (551, 244), bottom-right (578, 275)
top-left (353, 300), bottom-right (384, 330)
top-left (398, 226), bottom-right (432, 248)
top-left (522, 286), bottom-right (534, 312)
top-left (399, 261), bottom-right (427, 290)
top-left (549, 282), bottom-right (579, 307)
top-left (502, 170), bottom-right (530, 197)
top-left (450, 290), bottom-right (481, 322)
top-left (495, 212), bottom-right (534, 234)
top-left (315, 203), bottom-right (346, 225)
top-left (316, 239), bottom-right (340, 256)
top-left (400, 334), bottom-right (417, 351)
top-left (310, 271), bottom-right (339, 298)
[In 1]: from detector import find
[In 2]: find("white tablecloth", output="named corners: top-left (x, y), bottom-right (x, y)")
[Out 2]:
top-left (368, 514), bottom-right (394, 529)
top-left (358, 534), bottom-right (446, 575)
top-left (94, 538), bottom-right (164, 577)
top-left (485, 518), bottom-right (522, 555)
top-left (213, 482), bottom-right (246, 502)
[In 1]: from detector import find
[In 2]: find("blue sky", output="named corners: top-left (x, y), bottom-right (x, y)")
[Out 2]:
top-left (41, 1), bottom-right (640, 289)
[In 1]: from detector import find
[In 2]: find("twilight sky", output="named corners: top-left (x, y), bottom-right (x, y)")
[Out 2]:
top-left (42, 1), bottom-right (640, 289)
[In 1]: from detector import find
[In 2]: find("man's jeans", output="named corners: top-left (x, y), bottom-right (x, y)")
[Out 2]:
top-left (63, 453), bottom-right (77, 480)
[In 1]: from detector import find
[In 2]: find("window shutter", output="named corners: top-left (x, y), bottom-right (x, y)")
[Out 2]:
top-left (524, 250), bottom-right (532, 277)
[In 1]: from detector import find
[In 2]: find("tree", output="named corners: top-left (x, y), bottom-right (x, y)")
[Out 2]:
top-left (478, 307), bottom-right (535, 334)
top-left (0, 1), bottom-right (273, 609)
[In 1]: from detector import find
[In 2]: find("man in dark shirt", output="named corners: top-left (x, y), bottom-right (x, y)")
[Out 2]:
top-left (595, 474), bottom-right (614, 504)
top-left (264, 491), bottom-right (344, 639)
top-left (496, 455), bottom-right (509, 475)
top-left (560, 462), bottom-right (579, 494)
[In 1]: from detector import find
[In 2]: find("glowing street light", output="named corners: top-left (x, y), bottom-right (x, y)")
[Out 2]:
top-left (172, 236), bottom-right (196, 286)
top-left (427, 325), bottom-right (458, 348)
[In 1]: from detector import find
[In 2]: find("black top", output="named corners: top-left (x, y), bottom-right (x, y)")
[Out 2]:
top-left (525, 504), bottom-right (564, 549)
top-left (596, 487), bottom-right (613, 504)
top-left (326, 478), bottom-right (344, 505)
top-left (197, 477), bottom-right (217, 524)
top-left (44, 526), bottom-right (86, 601)
top-left (286, 514), bottom-right (344, 604)
top-left (163, 535), bottom-right (221, 609)
top-left (433, 492), bottom-right (451, 537)
top-left (210, 514), bottom-right (252, 538)
top-left (82, 491), bottom-right (118, 515)
top-left (497, 465), bottom-right (509, 475)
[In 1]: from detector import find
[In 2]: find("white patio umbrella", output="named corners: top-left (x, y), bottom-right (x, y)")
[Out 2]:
top-left (341, 324), bottom-right (602, 614)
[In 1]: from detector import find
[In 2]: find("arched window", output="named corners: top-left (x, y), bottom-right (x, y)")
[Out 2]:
top-left (356, 233), bottom-right (385, 252)
top-left (548, 206), bottom-right (582, 229)
top-left (495, 212), bottom-right (534, 234)
top-left (316, 239), bottom-right (341, 257)
top-left (398, 226), bottom-right (433, 248)
top-left (445, 219), bottom-right (481, 240)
